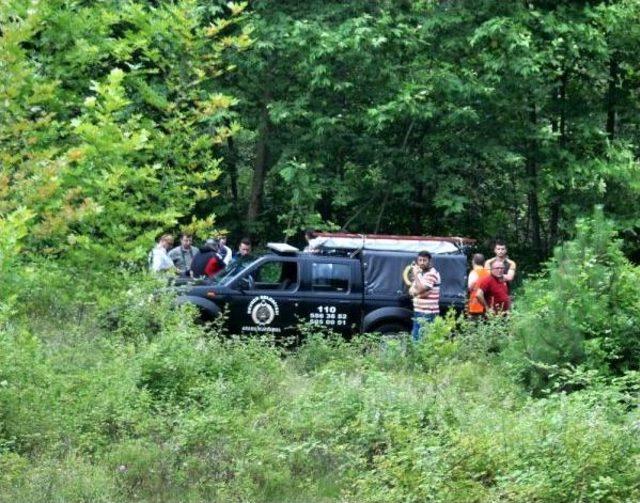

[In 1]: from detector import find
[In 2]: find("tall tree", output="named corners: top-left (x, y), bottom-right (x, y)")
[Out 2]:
top-left (220, 0), bottom-right (640, 259)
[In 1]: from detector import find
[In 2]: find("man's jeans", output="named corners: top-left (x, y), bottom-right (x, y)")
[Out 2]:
top-left (412, 312), bottom-right (436, 342)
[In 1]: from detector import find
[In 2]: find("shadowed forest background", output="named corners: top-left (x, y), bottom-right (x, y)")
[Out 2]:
top-left (3, 0), bottom-right (640, 265)
top-left (2, 1), bottom-right (640, 502)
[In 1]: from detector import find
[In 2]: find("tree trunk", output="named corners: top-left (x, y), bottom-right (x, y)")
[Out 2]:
top-left (526, 157), bottom-right (542, 255)
top-left (411, 182), bottom-right (424, 235)
top-left (606, 56), bottom-right (618, 141)
top-left (510, 170), bottom-right (520, 243)
top-left (526, 100), bottom-right (542, 255)
top-left (227, 136), bottom-right (238, 203)
top-left (246, 101), bottom-right (270, 227)
top-left (548, 71), bottom-right (568, 250)
top-left (374, 191), bottom-right (389, 234)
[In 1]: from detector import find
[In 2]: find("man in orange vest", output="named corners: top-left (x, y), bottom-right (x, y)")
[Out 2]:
top-left (467, 253), bottom-right (489, 317)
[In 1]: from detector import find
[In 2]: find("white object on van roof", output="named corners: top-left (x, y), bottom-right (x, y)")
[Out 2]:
top-left (267, 242), bottom-right (300, 254)
top-left (309, 233), bottom-right (472, 254)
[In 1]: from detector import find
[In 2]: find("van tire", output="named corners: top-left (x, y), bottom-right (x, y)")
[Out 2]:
top-left (374, 322), bottom-right (409, 334)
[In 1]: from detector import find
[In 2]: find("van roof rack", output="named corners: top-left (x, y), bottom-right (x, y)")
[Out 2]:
top-left (309, 232), bottom-right (475, 254)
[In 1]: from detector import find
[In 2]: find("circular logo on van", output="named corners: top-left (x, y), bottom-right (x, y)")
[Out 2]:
top-left (247, 295), bottom-right (280, 326)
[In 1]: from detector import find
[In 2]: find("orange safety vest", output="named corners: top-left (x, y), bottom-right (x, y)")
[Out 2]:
top-left (468, 267), bottom-right (490, 315)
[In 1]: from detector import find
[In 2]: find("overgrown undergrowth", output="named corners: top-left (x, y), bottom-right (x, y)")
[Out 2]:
top-left (1, 267), bottom-right (639, 503)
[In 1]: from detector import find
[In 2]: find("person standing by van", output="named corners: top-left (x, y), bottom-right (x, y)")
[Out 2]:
top-left (485, 239), bottom-right (516, 286)
top-left (476, 261), bottom-right (511, 314)
top-left (229, 238), bottom-right (253, 270)
top-left (149, 234), bottom-right (175, 273)
top-left (409, 251), bottom-right (441, 341)
top-left (168, 233), bottom-right (199, 275)
top-left (467, 253), bottom-right (489, 317)
top-left (190, 239), bottom-right (225, 278)
top-left (217, 233), bottom-right (233, 266)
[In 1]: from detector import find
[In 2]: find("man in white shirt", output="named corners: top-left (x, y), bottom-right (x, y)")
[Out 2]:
top-left (217, 234), bottom-right (233, 266)
top-left (149, 234), bottom-right (175, 273)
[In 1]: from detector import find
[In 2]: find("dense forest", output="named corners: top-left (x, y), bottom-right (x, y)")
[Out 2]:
top-left (2, 1), bottom-right (640, 501)
top-left (3, 0), bottom-right (640, 262)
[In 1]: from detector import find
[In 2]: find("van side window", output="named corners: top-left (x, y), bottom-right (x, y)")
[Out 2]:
top-left (250, 260), bottom-right (298, 290)
top-left (311, 263), bottom-right (350, 292)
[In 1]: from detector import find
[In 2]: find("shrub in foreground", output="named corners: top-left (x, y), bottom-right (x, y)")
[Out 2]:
top-left (1, 268), bottom-right (639, 502)
top-left (507, 208), bottom-right (640, 392)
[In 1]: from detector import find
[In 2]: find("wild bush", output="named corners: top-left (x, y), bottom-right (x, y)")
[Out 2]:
top-left (2, 260), bottom-right (639, 502)
top-left (506, 208), bottom-right (640, 392)
top-left (2, 306), bottom-right (639, 502)
top-left (348, 380), bottom-right (640, 503)
top-left (0, 454), bottom-right (121, 503)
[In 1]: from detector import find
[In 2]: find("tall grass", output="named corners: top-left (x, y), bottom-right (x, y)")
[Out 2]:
top-left (1, 262), bottom-right (639, 502)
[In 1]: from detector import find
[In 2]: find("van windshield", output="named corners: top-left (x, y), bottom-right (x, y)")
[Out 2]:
top-left (211, 259), bottom-right (252, 285)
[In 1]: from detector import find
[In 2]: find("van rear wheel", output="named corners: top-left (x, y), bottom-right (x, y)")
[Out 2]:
top-left (374, 322), bottom-right (409, 335)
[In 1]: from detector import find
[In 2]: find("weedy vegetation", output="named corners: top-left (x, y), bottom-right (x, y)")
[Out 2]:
top-left (1, 214), bottom-right (640, 502)
top-left (3, 0), bottom-right (640, 500)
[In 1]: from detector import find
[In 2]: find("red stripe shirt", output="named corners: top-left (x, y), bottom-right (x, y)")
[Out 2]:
top-left (412, 267), bottom-right (440, 314)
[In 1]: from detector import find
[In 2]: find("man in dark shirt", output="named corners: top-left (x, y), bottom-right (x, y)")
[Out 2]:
top-left (190, 239), bottom-right (225, 278)
top-left (475, 262), bottom-right (511, 313)
top-left (228, 238), bottom-right (254, 270)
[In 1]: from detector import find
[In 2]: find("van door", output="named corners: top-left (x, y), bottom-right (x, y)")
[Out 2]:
top-left (227, 257), bottom-right (300, 337)
top-left (295, 258), bottom-right (362, 336)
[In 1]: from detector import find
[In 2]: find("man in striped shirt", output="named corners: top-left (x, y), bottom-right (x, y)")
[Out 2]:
top-left (409, 251), bottom-right (441, 341)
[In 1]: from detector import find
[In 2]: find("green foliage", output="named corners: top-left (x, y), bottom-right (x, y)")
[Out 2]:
top-left (1, 271), bottom-right (640, 501)
top-left (351, 382), bottom-right (640, 502)
top-left (0, 208), bottom-right (33, 322)
top-left (4, 0), bottom-right (640, 257)
top-left (275, 160), bottom-right (330, 239)
top-left (0, 257), bottom-right (637, 502)
top-left (1, 454), bottom-right (121, 503)
top-left (4, 0), bottom-right (640, 501)
top-left (508, 207), bottom-right (640, 392)
top-left (215, 0), bottom-right (640, 260)
top-left (0, 0), bottom-right (248, 265)
top-left (412, 311), bottom-right (460, 368)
